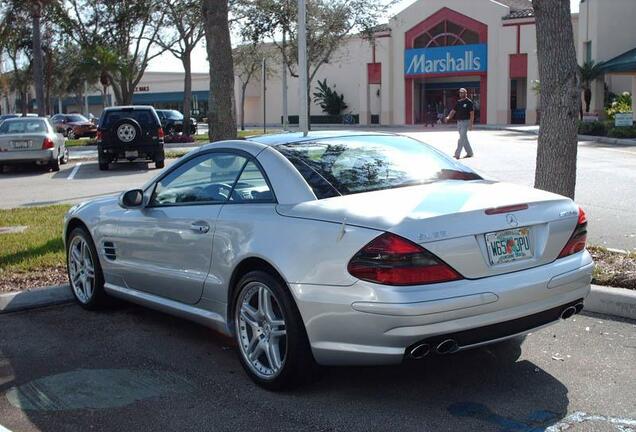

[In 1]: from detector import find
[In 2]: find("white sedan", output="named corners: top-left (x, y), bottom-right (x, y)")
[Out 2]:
top-left (63, 131), bottom-right (593, 389)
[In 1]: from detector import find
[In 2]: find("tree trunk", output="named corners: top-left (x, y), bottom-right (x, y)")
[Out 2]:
top-left (32, 4), bottom-right (46, 117)
top-left (584, 87), bottom-right (592, 113)
top-left (203, 0), bottom-right (237, 141)
top-left (240, 82), bottom-right (248, 131)
top-left (533, 0), bottom-right (580, 199)
top-left (182, 51), bottom-right (193, 136)
top-left (281, 31), bottom-right (288, 130)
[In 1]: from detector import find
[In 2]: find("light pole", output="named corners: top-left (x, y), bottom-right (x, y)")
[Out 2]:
top-left (298, 0), bottom-right (309, 136)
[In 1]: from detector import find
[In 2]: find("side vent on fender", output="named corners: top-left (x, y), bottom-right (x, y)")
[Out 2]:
top-left (103, 241), bottom-right (117, 261)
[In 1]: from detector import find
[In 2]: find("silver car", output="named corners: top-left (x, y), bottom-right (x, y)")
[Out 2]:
top-left (63, 131), bottom-right (593, 389)
top-left (0, 117), bottom-right (69, 172)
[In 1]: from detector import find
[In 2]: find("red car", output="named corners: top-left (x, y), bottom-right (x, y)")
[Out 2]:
top-left (50, 113), bottom-right (98, 139)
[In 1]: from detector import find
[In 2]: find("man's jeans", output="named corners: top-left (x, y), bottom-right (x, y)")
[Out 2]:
top-left (455, 120), bottom-right (473, 157)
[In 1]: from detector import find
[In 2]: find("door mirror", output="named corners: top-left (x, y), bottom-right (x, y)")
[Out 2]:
top-left (119, 189), bottom-right (145, 209)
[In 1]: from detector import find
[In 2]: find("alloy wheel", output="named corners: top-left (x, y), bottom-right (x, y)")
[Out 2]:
top-left (235, 282), bottom-right (287, 379)
top-left (68, 236), bottom-right (96, 304)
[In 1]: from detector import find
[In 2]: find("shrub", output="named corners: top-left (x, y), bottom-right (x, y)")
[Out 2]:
top-left (578, 120), bottom-right (608, 136)
top-left (312, 79), bottom-right (348, 116)
top-left (605, 91), bottom-right (632, 120)
top-left (164, 134), bottom-right (194, 144)
top-left (607, 126), bottom-right (636, 139)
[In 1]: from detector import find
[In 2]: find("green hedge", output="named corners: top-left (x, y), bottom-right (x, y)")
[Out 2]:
top-left (607, 126), bottom-right (636, 139)
top-left (577, 120), bottom-right (608, 136)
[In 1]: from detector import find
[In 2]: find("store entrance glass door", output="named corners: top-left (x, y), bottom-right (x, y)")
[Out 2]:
top-left (415, 81), bottom-right (481, 124)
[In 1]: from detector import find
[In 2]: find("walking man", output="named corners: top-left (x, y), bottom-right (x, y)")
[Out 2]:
top-left (445, 88), bottom-right (474, 159)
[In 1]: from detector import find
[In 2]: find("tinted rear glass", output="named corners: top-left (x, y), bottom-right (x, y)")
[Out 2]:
top-left (67, 114), bottom-right (88, 122)
top-left (163, 110), bottom-right (183, 120)
top-left (276, 135), bottom-right (481, 199)
top-left (0, 119), bottom-right (48, 134)
top-left (101, 110), bottom-right (159, 129)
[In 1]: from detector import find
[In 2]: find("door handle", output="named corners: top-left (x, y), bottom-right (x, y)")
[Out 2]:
top-left (190, 221), bottom-right (210, 234)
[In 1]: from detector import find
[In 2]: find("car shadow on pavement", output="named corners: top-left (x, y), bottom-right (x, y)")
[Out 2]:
top-left (0, 164), bottom-right (62, 177)
top-left (0, 302), bottom-right (571, 432)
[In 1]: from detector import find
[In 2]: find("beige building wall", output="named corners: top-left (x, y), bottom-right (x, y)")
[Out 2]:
top-left (578, 0), bottom-right (636, 113)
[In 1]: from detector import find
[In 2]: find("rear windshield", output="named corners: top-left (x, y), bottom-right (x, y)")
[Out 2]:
top-left (66, 114), bottom-right (88, 122)
top-left (0, 119), bottom-right (49, 134)
top-left (276, 135), bottom-right (481, 199)
top-left (161, 110), bottom-right (183, 120)
top-left (100, 110), bottom-right (159, 129)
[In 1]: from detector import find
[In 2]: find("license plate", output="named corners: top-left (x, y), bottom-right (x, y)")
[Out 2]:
top-left (12, 141), bottom-right (29, 149)
top-left (485, 227), bottom-right (532, 265)
top-left (125, 150), bottom-right (138, 158)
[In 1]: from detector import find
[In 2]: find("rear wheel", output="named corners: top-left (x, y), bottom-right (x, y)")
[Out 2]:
top-left (155, 159), bottom-right (165, 169)
top-left (98, 155), bottom-right (109, 171)
top-left (67, 227), bottom-right (108, 309)
top-left (233, 271), bottom-right (316, 390)
top-left (49, 157), bottom-right (60, 172)
top-left (60, 148), bottom-right (69, 165)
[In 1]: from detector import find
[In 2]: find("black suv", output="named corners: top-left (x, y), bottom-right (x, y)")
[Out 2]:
top-left (96, 106), bottom-right (165, 170)
top-left (155, 109), bottom-right (197, 135)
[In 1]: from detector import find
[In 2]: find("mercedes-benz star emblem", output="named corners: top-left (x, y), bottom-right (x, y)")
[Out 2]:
top-left (506, 214), bottom-right (519, 227)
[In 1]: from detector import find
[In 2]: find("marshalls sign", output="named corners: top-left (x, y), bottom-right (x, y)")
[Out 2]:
top-left (404, 44), bottom-right (487, 76)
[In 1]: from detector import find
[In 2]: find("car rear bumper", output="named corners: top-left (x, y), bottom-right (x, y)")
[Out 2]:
top-left (289, 250), bottom-right (593, 366)
top-left (98, 143), bottom-right (164, 161)
top-left (0, 149), bottom-right (56, 164)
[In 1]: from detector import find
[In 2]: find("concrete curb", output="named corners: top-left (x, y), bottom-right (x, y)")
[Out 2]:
top-left (0, 285), bottom-right (73, 314)
top-left (1, 282), bottom-right (634, 321)
top-left (585, 285), bottom-right (636, 321)
top-left (476, 125), bottom-right (636, 146)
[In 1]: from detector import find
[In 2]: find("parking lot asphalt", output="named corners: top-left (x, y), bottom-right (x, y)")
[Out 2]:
top-left (0, 129), bottom-right (634, 250)
top-left (0, 302), bottom-right (634, 431)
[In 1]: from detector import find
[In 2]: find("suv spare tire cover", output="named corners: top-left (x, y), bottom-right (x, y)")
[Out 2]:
top-left (112, 118), bottom-right (142, 145)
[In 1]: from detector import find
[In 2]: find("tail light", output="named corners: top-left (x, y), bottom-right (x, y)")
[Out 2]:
top-left (157, 127), bottom-right (165, 139)
top-left (347, 232), bottom-right (463, 285)
top-left (96, 130), bottom-right (103, 140)
top-left (558, 207), bottom-right (588, 258)
top-left (42, 137), bottom-right (54, 149)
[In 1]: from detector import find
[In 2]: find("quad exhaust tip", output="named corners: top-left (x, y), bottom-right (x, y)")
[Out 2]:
top-left (574, 302), bottom-right (584, 314)
top-left (409, 343), bottom-right (431, 359)
top-left (560, 306), bottom-right (577, 320)
top-left (436, 339), bottom-right (459, 355)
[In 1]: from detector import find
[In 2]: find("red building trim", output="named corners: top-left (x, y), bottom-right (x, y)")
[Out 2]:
top-left (404, 8), bottom-right (488, 124)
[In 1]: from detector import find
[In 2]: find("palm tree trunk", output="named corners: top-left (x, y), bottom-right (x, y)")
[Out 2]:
top-left (533, 0), bottom-right (580, 199)
top-left (203, 0), bottom-right (237, 141)
top-left (32, 3), bottom-right (46, 117)
top-left (182, 51), bottom-right (193, 136)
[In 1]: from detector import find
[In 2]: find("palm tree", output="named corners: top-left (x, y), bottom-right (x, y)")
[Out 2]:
top-left (579, 60), bottom-right (605, 114)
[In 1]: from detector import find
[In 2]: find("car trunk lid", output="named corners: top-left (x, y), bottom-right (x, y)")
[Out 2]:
top-left (0, 133), bottom-right (47, 152)
top-left (276, 180), bottom-right (579, 278)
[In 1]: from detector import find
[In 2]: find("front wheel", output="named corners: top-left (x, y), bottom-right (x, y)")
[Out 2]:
top-left (60, 148), bottom-right (69, 165)
top-left (67, 129), bottom-right (76, 140)
top-left (66, 227), bottom-right (108, 309)
top-left (233, 271), bottom-right (316, 390)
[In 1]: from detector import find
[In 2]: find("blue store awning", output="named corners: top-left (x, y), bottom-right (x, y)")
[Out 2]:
top-left (599, 47), bottom-right (636, 74)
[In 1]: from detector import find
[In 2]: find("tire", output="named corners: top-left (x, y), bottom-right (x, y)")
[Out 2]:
top-left (167, 126), bottom-right (176, 136)
top-left (66, 227), bottom-right (108, 309)
top-left (98, 161), bottom-right (109, 171)
top-left (112, 118), bottom-right (142, 145)
top-left (60, 148), bottom-right (69, 165)
top-left (233, 270), bottom-right (316, 390)
top-left (485, 335), bottom-right (525, 363)
top-left (155, 159), bottom-right (165, 169)
top-left (49, 157), bottom-right (60, 172)
top-left (67, 128), bottom-right (76, 140)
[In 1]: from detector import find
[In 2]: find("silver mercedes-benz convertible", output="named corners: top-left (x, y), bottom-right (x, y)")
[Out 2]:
top-left (63, 131), bottom-right (593, 389)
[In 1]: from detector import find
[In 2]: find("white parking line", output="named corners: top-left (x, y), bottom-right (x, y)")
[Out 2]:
top-left (0, 423), bottom-right (13, 432)
top-left (67, 162), bottom-right (82, 180)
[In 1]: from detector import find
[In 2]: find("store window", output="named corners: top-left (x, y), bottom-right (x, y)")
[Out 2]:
top-left (413, 20), bottom-right (480, 48)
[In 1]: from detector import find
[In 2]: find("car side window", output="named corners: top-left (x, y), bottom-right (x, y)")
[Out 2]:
top-left (150, 153), bottom-right (247, 206)
top-left (230, 161), bottom-right (275, 202)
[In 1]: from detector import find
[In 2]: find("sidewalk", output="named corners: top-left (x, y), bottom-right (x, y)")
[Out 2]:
top-left (477, 123), bottom-right (636, 146)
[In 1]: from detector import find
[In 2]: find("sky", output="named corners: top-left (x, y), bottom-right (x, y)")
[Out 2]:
top-left (146, 0), bottom-right (581, 74)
